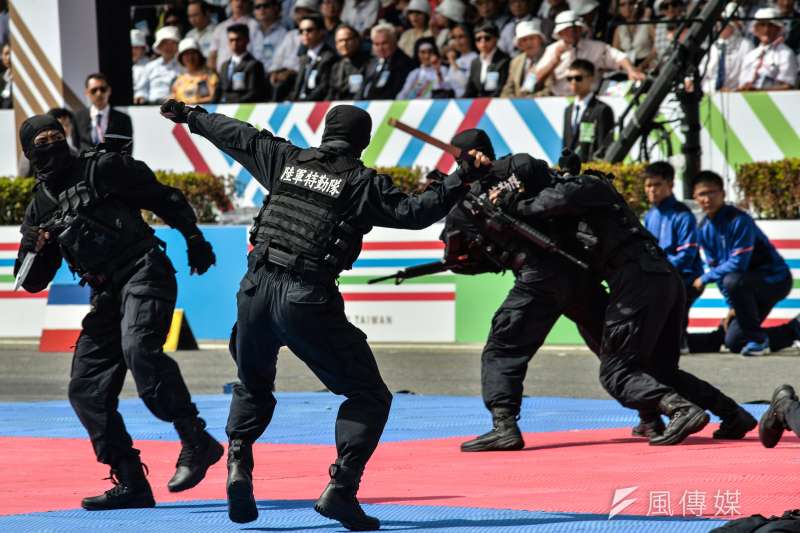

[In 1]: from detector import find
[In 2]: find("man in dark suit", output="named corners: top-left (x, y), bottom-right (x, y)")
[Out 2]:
top-left (561, 59), bottom-right (614, 162)
top-left (292, 14), bottom-right (337, 101)
top-left (464, 22), bottom-right (510, 98)
top-left (360, 21), bottom-right (415, 100)
top-left (75, 73), bottom-right (133, 152)
top-left (217, 24), bottom-right (267, 103)
top-left (328, 24), bottom-right (370, 100)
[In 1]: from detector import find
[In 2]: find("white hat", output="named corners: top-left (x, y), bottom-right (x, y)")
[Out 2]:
top-left (435, 0), bottom-right (466, 23)
top-left (568, 0), bottom-right (598, 16)
top-left (552, 10), bottom-right (587, 38)
top-left (405, 0), bottom-right (431, 16)
top-left (753, 7), bottom-right (783, 27)
top-left (294, 0), bottom-right (320, 13)
top-left (515, 19), bottom-right (546, 45)
top-left (178, 37), bottom-right (201, 60)
top-left (654, 0), bottom-right (684, 13)
top-left (154, 25), bottom-right (181, 50)
top-left (130, 28), bottom-right (148, 49)
top-left (722, 2), bottom-right (743, 19)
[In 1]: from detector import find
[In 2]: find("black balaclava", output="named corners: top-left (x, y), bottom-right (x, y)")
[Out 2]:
top-left (451, 129), bottom-right (495, 161)
top-left (19, 114), bottom-right (73, 183)
top-left (320, 105), bottom-right (372, 157)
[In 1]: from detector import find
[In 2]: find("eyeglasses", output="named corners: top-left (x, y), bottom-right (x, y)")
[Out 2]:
top-left (565, 75), bottom-right (584, 82)
top-left (298, 27), bottom-right (317, 33)
top-left (475, 34), bottom-right (495, 42)
top-left (89, 85), bottom-right (110, 94)
top-left (255, 2), bottom-right (277, 8)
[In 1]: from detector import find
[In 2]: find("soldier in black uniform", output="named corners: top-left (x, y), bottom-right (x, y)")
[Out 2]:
top-left (14, 115), bottom-right (221, 510)
top-left (160, 100), bottom-right (479, 530)
top-left (506, 170), bottom-right (755, 445)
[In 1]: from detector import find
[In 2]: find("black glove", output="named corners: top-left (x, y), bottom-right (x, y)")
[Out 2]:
top-left (160, 99), bottom-right (207, 124)
top-left (20, 226), bottom-right (42, 253)
top-left (558, 149), bottom-right (581, 176)
top-left (187, 235), bottom-right (216, 275)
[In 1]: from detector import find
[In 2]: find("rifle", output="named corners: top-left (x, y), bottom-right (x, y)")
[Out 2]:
top-left (367, 260), bottom-right (459, 285)
top-left (387, 119), bottom-right (589, 270)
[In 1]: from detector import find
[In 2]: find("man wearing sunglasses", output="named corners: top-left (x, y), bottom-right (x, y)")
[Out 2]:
top-left (75, 73), bottom-right (133, 153)
top-left (292, 14), bottom-right (337, 101)
top-left (561, 59), bottom-right (614, 162)
top-left (464, 21), bottom-right (510, 97)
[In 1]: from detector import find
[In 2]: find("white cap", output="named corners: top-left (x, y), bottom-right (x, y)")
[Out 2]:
top-left (722, 2), bottom-right (743, 19)
top-left (178, 37), bottom-right (201, 60)
top-left (435, 0), bottom-right (466, 23)
top-left (130, 28), bottom-right (148, 49)
top-left (515, 19), bottom-right (546, 45)
top-left (568, 0), bottom-right (598, 16)
top-left (154, 26), bottom-right (181, 51)
top-left (294, 0), bottom-right (320, 13)
top-left (552, 10), bottom-right (587, 38)
top-left (753, 7), bottom-right (782, 27)
top-left (405, 0), bottom-right (431, 16)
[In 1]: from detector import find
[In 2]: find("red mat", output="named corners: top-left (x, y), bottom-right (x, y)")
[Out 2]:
top-left (4, 428), bottom-right (798, 518)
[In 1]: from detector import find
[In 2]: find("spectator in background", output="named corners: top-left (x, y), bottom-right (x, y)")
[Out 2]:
top-left (569, 0), bottom-right (601, 38)
top-left (398, 37), bottom-right (453, 98)
top-left (444, 22), bottom-right (477, 97)
top-left (186, 0), bottom-right (218, 59)
top-left (0, 42), bottom-right (12, 109)
top-left (292, 14), bottom-right (337, 100)
top-left (47, 108), bottom-right (80, 155)
top-left (172, 38), bottom-right (220, 104)
top-left (208, 0), bottom-right (259, 72)
top-left (474, 0), bottom-right (510, 32)
top-left (76, 73), bottom-right (134, 151)
top-left (341, 0), bottom-right (380, 37)
top-left (131, 29), bottom-right (151, 93)
top-left (269, 0), bottom-right (319, 101)
top-left (536, 10), bottom-right (643, 96)
top-left (701, 3), bottom-right (752, 93)
top-left (537, 0), bottom-right (569, 37)
top-left (499, 0), bottom-right (539, 55)
top-left (328, 24), bottom-right (369, 99)
top-left (777, 0), bottom-right (800, 54)
top-left (218, 23), bottom-right (267, 102)
top-left (653, 0), bottom-right (685, 62)
top-left (464, 22), bottom-right (510, 97)
top-left (398, 0), bottom-right (433, 58)
top-left (561, 59), bottom-right (614, 161)
top-left (251, 0), bottom-right (287, 73)
top-left (162, 6), bottom-right (188, 35)
top-left (320, 0), bottom-right (344, 46)
top-left (433, 0), bottom-right (467, 53)
top-left (738, 7), bottom-right (798, 91)
top-left (501, 19), bottom-right (547, 96)
top-left (611, 0), bottom-right (655, 70)
top-left (134, 26), bottom-right (182, 104)
top-left (360, 21), bottom-right (416, 99)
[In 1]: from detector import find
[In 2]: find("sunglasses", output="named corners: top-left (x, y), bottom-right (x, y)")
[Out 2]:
top-left (475, 34), bottom-right (495, 42)
top-left (565, 75), bottom-right (584, 82)
top-left (298, 27), bottom-right (318, 34)
top-left (255, 2), bottom-right (278, 8)
top-left (89, 86), bottom-right (110, 94)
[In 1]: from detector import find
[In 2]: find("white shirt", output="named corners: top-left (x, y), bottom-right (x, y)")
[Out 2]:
top-left (186, 24), bottom-right (217, 58)
top-left (536, 38), bottom-right (627, 96)
top-left (270, 29), bottom-right (301, 72)
top-left (479, 48), bottom-right (498, 83)
top-left (209, 16), bottom-right (260, 71)
top-left (701, 33), bottom-right (753, 93)
top-left (397, 65), bottom-right (451, 99)
top-left (570, 93), bottom-right (592, 130)
top-left (738, 41), bottom-right (798, 89)
top-left (132, 56), bottom-right (150, 92)
top-left (251, 22), bottom-right (287, 73)
top-left (444, 51), bottom-right (477, 97)
top-left (134, 56), bottom-right (181, 103)
top-left (90, 104), bottom-right (110, 144)
top-left (341, 0), bottom-right (380, 35)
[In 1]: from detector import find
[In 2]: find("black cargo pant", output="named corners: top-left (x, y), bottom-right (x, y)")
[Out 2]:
top-left (599, 262), bottom-right (739, 418)
top-left (68, 248), bottom-right (198, 466)
top-left (481, 261), bottom-right (608, 413)
top-left (227, 260), bottom-right (392, 474)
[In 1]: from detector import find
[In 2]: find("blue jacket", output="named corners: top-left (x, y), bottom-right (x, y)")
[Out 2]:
top-left (643, 195), bottom-right (704, 284)
top-left (697, 204), bottom-right (790, 297)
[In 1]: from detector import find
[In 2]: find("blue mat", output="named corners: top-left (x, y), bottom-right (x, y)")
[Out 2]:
top-left (0, 393), bottom-right (767, 444)
top-left (0, 501), bottom-right (727, 533)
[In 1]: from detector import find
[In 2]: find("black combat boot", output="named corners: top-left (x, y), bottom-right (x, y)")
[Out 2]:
top-left (650, 393), bottom-right (710, 446)
top-left (631, 414), bottom-right (665, 438)
top-left (712, 407), bottom-right (758, 440)
top-left (314, 460), bottom-right (379, 531)
top-left (81, 457), bottom-right (156, 510)
top-left (227, 439), bottom-right (258, 523)
top-left (460, 407), bottom-right (524, 452)
top-left (168, 416), bottom-right (224, 492)
top-left (759, 384), bottom-right (798, 448)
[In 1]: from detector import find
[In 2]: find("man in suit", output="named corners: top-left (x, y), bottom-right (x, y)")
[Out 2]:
top-left (561, 59), bottom-right (614, 162)
top-left (75, 73), bottom-right (133, 152)
top-left (464, 21), bottom-right (509, 98)
top-left (218, 23), bottom-right (267, 103)
top-left (328, 24), bottom-right (370, 100)
top-left (501, 20), bottom-right (547, 97)
top-left (292, 14), bottom-right (337, 101)
top-left (360, 21), bottom-right (415, 100)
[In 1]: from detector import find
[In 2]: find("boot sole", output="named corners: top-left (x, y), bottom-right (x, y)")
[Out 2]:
top-left (227, 480), bottom-right (258, 523)
top-left (314, 501), bottom-right (380, 531)
top-left (81, 496), bottom-right (155, 511)
top-left (168, 439), bottom-right (225, 493)
top-left (650, 411), bottom-right (710, 446)
top-left (460, 437), bottom-right (525, 452)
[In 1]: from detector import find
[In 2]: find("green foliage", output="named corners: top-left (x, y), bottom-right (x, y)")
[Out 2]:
top-left (0, 177), bottom-right (35, 225)
top-left (377, 166), bottom-right (428, 193)
top-left (736, 158), bottom-right (800, 220)
top-left (583, 161), bottom-right (649, 217)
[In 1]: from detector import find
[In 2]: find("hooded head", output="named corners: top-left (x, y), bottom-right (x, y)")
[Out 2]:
top-left (19, 114), bottom-right (74, 183)
top-left (320, 105), bottom-right (372, 157)
top-left (451, 128), bottom-right (495, 161)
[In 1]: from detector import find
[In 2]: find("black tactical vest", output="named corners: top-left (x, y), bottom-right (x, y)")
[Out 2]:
top-left (250, 148), bottom-right (368, 280)
top-left (37, 151), bottom-right (156, 278)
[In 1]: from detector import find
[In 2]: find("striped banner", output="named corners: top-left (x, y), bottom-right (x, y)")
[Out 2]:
top-left (0, 227), bottom-right (49, 337)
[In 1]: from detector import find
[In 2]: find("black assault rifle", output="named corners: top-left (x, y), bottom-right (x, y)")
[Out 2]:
top-left (367, 260), bottom-right (461, 285)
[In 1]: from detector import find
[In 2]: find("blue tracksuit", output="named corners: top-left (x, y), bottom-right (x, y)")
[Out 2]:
top-left (643, 195), bottom-right (704, 285)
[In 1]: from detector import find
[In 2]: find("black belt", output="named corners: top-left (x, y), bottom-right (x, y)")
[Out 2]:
top-left (264, 246), bottom-right (335, 284)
